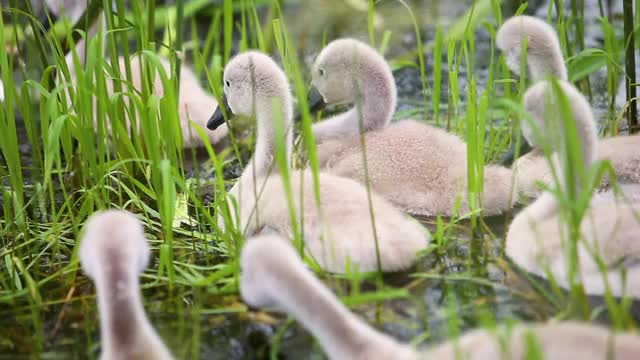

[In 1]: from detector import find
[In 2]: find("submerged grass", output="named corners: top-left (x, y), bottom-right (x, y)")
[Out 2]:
top-left (0, 0), bottom-right (638, 357)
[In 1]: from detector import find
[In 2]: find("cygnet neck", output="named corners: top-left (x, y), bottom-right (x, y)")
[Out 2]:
top-left (314, 58), bottom-right (396, 143)
top-left (65, 14), bottom-right (106, 75)
top-left (350, 58), bottom-right (396, 130)
top-left (524, 90), bottom-right (598, 221)
top-left (528, 47), bottom-right (567, 81)
top-left (551, 90), bottom-right (598, 193)
top-left (261, 257), bottom-right (414, 359)
top-left (245, 94), bottom-right (294, 180)
top-left (93, 248), bottom-right (155, 355)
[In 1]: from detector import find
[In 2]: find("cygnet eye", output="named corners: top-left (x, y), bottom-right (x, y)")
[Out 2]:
top-left (225, 80), bottom-right (230, 87)
top-left (318, 68), bottom-right (325, 76)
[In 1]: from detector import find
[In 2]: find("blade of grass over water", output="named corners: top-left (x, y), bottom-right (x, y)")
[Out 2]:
top-left (271, 17), bottom-right (309, 257)
top-left (394, 0), bottom-right (428, 120)
top-left (0, 12), bottom-right (27, 236)
top-left (447, 39), bottom-right (459, 130)
top-left (443, 0), bottom-right (494, 44)
top-left (600, 17), bottom-right (620, 132)
top-left (367, 0), bottom-right (375, 47)
top-left (271, 98), bottom-right (301, 254)
top-left (432, 26), bottom-right (443, 124)
top-left (223, 0), bottom-right (233, 63)
top-left (623, 0), bottom-right (638, 132)
top-left (353, 61), bottom-right (383, 278)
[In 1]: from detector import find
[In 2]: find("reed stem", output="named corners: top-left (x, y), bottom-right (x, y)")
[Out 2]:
top-left (624, 0), bottom-right (638, 132)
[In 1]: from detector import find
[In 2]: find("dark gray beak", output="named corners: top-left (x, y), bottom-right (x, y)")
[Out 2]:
top-left (498, 134), bottom-right (533, 166)
top-left (307, 85), bottom-right (326, 114)
top-left (208, 95), bottom-right (232, 130)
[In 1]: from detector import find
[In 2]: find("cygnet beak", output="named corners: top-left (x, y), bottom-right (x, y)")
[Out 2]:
top-left (306, 85), bottom-right (326, 114)
top-left (498, 135), bottom-right (533, 166)
top-left (208, 95), bottom-right (231, 130)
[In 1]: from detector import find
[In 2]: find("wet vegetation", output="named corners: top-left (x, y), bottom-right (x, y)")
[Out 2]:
top-left (0, 0), bottom-right (639, 358)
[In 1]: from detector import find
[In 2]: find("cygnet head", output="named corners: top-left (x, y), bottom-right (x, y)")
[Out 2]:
top-left (207, 51), bottom-right (292, 130)
top-left (240, 234), bottom-right (296, 308)
top-left (523, 80), bottom-right (597, 166)
top-left (311, 38), bottom-right (395, 106)
top-left (496, 16), bottom-right (567, 81)
top-left (80, 210), bottom-right (174, 360)
top-left (80, 210), bottom-right (149, 279)
top-left (45, 0), bottom-right (85, 22)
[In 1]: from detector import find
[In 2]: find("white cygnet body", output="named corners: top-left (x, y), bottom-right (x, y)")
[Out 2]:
top-left (66, 52), bottom-right (228, 148)
top-left (110, 55), bottom-right (228, 148)
top-left (48, 0), bottom-right (228, 148)
top-left (309, 38), bottom-right (515, 216)
top-left (496, 15), bottom-right (640, 199)
top-left (207, 51), bottom-right (428, 273)
top-left (80, 210), bottom-right (173, 360)
top-left (241, 233), bottom-right (640, 360)
top-left (506, 81), bottom-right (640, 298)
